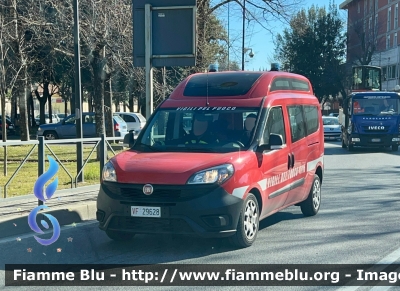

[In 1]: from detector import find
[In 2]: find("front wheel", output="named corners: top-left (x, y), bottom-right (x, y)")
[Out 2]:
top-left (300, 174), bottom-right (321, 217)
top-left (43, 130), bottom-right (58, 140)
top-left (229, 193), bottom-right (259, 248)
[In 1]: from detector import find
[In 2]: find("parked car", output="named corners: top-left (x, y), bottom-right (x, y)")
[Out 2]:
top-left (113, 112), bottom-right (146, 135)
top-left (329, 113), bottom-right (339, 118)
top-left (0, 116), bottom-right (16, 136)
top-left (35, 114), bottom-right (60, 125)
top-left (36, 112), bottom-right (128, 140)
top-left (322, 116), bottom-right (341, 140)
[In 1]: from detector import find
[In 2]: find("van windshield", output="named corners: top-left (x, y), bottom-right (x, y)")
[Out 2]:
top-left (133, 107), bottom-right (260, 153)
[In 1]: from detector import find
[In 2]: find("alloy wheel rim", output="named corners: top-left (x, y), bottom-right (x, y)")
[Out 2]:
top-left (312, 179), bottom-right (321, 210)
top-left (244, 199), bottom-right (258, 240)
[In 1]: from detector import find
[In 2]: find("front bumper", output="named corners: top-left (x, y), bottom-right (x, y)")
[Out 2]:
top-left (324, 132), bottom-right (341, 139)
top-left (348, 134), bottom-right (400, 147)
top-left (96, 182), bottom-right (243, 238)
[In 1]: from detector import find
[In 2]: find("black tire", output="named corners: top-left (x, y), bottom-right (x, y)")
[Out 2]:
top-left (229, 193), bottom-right (259, 248)
top-left (300, 174), bottom-right (321, 217)
top-left (105, 229), bottom-right (135, 241)
top-left (43, 130), bottom-right (58, 140)
top-left (392, 145), bottom-right (399, 151)
top-left (348, 143), bottom-right (354, 151)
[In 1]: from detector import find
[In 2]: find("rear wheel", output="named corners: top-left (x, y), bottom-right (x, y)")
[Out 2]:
top-left (229, 193), bottom-right (259, 248)
top-left (392, 145), bottom-right (399, 151)
top-left (43, 130), bottom-right (58, 140)
top-left (300, 174), bottom-right (321, 217)
top-left (105, 230), bottom-right (135, 241)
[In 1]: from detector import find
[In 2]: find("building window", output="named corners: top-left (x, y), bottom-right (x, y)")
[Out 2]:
top-left (358, 2), bottom-right (361, 13)
top-left (375, 0), bottom-right (378, 11)
top-left (387, 34), bottom-right (391, 49)
top-left (395, 32), bottom-right (398, 47)
top-left (369, 0), bottom-right (373, 12)
top-left (395, 4), bottom-right (398, 28)
top-left (365, 0), bottom-right (368, 15)
top-left (369, 16), bottom-right (372, 30)
top-left (388, 7), bottom-right (392, 32)
top-left (389, 65), bottom-right (397, 79)
top-left (375, 14), bottom-right (378, 31)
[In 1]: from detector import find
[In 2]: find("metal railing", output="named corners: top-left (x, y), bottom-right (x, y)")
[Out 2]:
top-left (0, 133), bottom-right (126, 203)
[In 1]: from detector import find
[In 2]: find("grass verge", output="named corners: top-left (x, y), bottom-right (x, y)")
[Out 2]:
top-left (0, 143), bottom-right (125, 198)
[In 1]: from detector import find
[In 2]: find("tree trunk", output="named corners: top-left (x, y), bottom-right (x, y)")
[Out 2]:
top-left (19, 67), bottom-right (29, 141)
top-left (104, 77), bottom-right (113, 137)
top-left (64, 98), bottom-right (68, 116)
top-left (92, 49), bottom-right (105, 160)
top-left (70, 78), bottom-right (75, 115)
top-left (47, 91), bottom-right (53, 123)
top-left (28, 91), bottom-right (35, 128)
top-left (34, 89), bottom-right (47, 125)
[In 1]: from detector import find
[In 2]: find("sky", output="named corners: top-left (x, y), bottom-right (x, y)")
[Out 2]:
top-left (214, 0), bottom-right (347, 71)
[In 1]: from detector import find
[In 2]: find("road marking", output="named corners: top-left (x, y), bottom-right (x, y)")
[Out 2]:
top-left (0, 220), bottom-right (98, 244)
top-left (337, 246), bottom-right (400, 291)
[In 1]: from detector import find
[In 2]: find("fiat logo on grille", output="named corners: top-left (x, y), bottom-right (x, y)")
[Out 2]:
top-left (143, 184), bottom-right (153, 195)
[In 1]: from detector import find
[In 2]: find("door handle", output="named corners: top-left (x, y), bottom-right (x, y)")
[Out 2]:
top-left (291, 153), bottom-right (295, 168)
top-left (287, 154), bottom-right (291, 170)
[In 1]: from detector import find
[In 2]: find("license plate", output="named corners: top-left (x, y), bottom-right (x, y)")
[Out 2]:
top-left (371, 138), bottom-right (381, 142)
top-left (131, 206), bottom-right (161, 217)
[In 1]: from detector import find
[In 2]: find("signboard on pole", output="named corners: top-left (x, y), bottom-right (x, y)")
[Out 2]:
top-left (132, 0), bottom-right (197, 119)
top-left (132, 0), bottom-right (197, 68)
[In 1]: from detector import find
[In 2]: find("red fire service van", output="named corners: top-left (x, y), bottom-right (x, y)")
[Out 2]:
top-left (97, 71), bottom-right (324, 248)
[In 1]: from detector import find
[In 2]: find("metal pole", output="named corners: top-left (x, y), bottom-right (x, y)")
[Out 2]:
top-left (228, 1), bottom-right (230, 71)
top-left (241, 0), bottom-right (245, 71)
top-left (145, 4), bottom-right (153, 120)
top-left (73, 0), bottom-right (83, 183)
top-left (38, 136), bottom-right (44, 206)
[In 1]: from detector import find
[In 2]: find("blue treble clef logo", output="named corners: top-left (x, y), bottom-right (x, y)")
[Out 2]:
top-left (28, 156), bottom-right (61, 246)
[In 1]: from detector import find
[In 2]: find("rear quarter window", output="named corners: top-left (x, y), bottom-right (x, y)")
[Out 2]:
top-left (303, 105), bottom-right (319, 135)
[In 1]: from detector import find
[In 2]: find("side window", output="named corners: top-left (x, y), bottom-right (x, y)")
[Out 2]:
top-left (262, 107), bottom-right (286, 145)
top-left (303, 105), bottom-right (319, 135)
top-left (83, 115), bottom-right (94, 123)
top-left (123, 115), bottom-right (136, 122)
top-left (287, 106), bottom-right (306, 143)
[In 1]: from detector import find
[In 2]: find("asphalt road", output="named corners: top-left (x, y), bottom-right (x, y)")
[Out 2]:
top-left (1, 141), bottom-right (400, 291)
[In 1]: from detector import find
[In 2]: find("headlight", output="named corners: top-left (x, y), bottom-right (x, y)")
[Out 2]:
top-left (102, 161), bottom-right (117, 182)
top-left (187, 164), bottom-right (234, 185)
top-left (38, 127), bottom-right (42, 131)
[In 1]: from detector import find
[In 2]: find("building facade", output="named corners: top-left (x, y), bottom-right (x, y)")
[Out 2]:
top-left (340, 0), bottom-right (400, 90)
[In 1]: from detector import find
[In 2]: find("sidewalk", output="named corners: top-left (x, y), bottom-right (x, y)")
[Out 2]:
top-left (0, 184), bottom-right (99, 240)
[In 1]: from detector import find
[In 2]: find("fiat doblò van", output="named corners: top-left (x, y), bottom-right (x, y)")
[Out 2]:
top-left (97, 71), bottom-right (324, 248)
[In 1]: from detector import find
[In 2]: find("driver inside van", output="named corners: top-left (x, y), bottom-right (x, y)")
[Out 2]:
top-left (185, 114), bottom-right (214, 144)
top-left (241, 113), bottom-right (257, 144)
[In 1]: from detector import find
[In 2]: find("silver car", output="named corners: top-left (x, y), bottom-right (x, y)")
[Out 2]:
top-left (322, 116), bottom-right (342, 140)
top-left (113, 112), bottom-right (146, 135)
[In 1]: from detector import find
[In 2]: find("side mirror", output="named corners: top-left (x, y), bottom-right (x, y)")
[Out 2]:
top-left (124, 130), bottom-right (135, 147)
top-left (269, 133), bottom-right (284, 150)
top-left (257, 133), bottom-right (284, 153)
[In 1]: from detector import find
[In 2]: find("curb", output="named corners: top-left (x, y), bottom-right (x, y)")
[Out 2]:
top-left (0, 200), bottom-right (97, 240)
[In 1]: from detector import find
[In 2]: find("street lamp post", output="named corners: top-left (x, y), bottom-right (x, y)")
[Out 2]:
top-left (241, 0), bottom-right (246, 70)
top-left (73, 0), bottom-right (83, 182)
